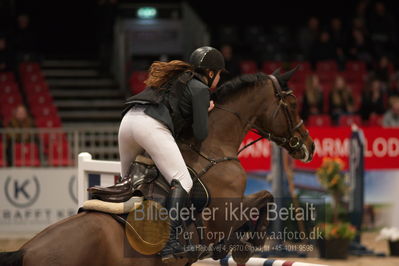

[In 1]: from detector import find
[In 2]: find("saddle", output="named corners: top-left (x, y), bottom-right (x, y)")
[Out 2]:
top-left (89, 155), bottom-right (210, 212)
top-left (87, 156), bottom-right (212, 261)
top-left (85, 155), bottom-right (253, 263)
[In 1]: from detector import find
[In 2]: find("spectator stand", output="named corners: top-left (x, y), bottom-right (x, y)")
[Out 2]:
top-left (18, 62), bottom-right (71, 166)
top-left (0, 72), bottom-right (23, 126)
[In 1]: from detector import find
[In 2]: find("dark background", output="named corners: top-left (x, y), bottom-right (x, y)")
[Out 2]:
top-left (6, 0), bottom-right (398, 54)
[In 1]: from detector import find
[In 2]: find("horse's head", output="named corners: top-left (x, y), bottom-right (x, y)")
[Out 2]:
top-left (255, 67), bottom-right (315, 162)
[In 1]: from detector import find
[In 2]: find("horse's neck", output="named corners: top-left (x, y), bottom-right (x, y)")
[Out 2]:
top-left (202, 83), bottom-right (270, 156)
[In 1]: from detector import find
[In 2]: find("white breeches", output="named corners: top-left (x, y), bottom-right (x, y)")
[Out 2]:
top-left (118, 106), bottom-right (193, 192)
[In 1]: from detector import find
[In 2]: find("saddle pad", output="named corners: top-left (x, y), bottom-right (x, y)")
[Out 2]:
top-left (82, 196), bottom-right (143, 214)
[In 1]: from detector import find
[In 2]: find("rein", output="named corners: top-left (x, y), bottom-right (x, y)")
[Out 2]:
top-left (185, 74), bottom-right (308, 178)
top-left (216, 75), bottom-right (307, 155)
top-left (215, 105), bottom-right (288, 154)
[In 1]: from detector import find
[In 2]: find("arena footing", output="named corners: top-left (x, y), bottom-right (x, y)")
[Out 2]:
top-left (198, 256), bottom-right (329, 266)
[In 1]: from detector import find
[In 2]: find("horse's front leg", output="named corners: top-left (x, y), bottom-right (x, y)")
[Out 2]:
top-left (242, 190), bottom-right (274, 248)
top-left (210, 190), bottom-right (273, 263)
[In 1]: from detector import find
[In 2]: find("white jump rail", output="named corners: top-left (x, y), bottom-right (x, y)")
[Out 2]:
top-left (77, 152), bottom-right (121, 207)
top-left (199, 257), bottom-right (328, 266)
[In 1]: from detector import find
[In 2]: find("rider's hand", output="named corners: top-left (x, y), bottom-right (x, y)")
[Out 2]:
top-left (208, 100), bottom-right (215, 112)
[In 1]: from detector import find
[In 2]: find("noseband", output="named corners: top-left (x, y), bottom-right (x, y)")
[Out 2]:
top-left (215, 74), bottom-right (309, 155)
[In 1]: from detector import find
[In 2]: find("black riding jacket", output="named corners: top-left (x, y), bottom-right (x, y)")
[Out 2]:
top-left (123, 72), bottom-right (210, 141)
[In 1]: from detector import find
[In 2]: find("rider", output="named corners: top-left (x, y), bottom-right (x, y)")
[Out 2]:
top-left (95, 46), bottom-right (225, 262)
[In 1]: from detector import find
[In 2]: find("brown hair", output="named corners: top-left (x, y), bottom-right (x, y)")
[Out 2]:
top-left (144, 60), bottom-right (194, 89)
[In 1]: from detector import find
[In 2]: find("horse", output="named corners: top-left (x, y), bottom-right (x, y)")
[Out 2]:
top-left (0, 68), bottom-right (315, 266)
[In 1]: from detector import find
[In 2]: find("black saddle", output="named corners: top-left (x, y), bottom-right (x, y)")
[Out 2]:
top-left (90, 156), bottom-right (210, 212)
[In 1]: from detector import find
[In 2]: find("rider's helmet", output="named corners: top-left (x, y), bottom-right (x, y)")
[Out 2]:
top-left (189, 46), bottom-right (225, 72)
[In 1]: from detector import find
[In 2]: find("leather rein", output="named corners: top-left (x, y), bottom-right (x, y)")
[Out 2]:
top-left (185, 74), bottom-right (308, 178)
top-left (228, 74), bottom-right (308, 155)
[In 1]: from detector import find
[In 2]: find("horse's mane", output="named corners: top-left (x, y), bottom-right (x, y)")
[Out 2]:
top-left (213, 72), bottom-right (268, 103)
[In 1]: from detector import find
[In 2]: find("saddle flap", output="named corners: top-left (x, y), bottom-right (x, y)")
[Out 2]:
top-left (133, 158), bottom-right (210, 212)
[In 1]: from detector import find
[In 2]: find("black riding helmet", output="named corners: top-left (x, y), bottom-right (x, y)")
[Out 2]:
top-left (189, 46), bottom-right (225, 87)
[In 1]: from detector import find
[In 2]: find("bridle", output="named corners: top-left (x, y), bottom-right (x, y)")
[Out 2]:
top-left (215, 74), bottom-right (309, 155)
top-left (184, 74), bottom-right (310, 178)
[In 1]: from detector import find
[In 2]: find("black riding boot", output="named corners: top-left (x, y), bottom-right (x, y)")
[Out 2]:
top-left (96, 176), bottom-right (132, 194)
top-left (160, 179), bottom-right (189, 263)
top-left (88, 175), bottom-right (135, 202)
top-left (88, 161), bottom-right (157, 202)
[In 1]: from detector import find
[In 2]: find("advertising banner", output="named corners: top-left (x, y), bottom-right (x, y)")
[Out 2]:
top-left (0, 168), bottom-right (77, 237)
top-left (239, 127), bottom-right (399, 171)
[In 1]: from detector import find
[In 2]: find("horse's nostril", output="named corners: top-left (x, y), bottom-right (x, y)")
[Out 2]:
top-left (311, 142), bottom-right (315, 153)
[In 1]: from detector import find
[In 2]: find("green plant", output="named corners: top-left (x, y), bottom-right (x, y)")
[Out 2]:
top-left (318, 222), bottom-right (357, 240)
top-left (316, 157), bottom-right (348, 222)
top-left (316, 157), bottom-right (347, 194)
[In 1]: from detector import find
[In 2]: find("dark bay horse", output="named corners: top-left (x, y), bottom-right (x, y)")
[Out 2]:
top-left (0, 69), bottom-right (315, 266)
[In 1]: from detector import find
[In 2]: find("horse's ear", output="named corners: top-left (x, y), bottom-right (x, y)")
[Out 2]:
top-left (272, 68), bottom-right (281, 76)
top-left (279, 65), bottom-right (299, 83)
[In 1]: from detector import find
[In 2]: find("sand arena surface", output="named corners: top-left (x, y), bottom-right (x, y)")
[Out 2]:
top-left (1, 232), bottom-right (399, 265)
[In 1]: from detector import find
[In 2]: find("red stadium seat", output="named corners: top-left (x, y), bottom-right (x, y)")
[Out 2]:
top-left (1, 106), bottom-right (15, 125)
top-left (307, 115), bottom-right (332, 127)
top-left (346, 61), bottom-right (366, 72)
top-left (291, 61), bottom-right (312, 71)
top-left (343, 60), bottom-right (366, 85)
top-left (344, 71), bottom-right (365, 85)
top-left (290, 61), bottom-right (312, 83)
top-left (21, 73), bottom-right (45, 84)
top-left (239, 60), bottom-right (258, 74)
top-left (367, 114), bottom-right (383, 127)
top-left (348, 82), bottom-right (363, 95)
top-left (39, 132), bottom-right (67, 154)
top-left (129, 71), bottom-right (148, 95)
top-left (48, 140), bottom-right (72, 166)
top-left (14, 142), bottom-right (40, 167)
top-left (290, 72), bottom-right (308, 84)
top-left (19, 62), bottom-right (41, 74)
top-left (24, 82), bottom-right (49, 94)
top-left (316, 60), bottom-right (338, 72)
top-left (316, 70), bottom-right (338, 83)
top-left (262, 61), bottom-right (283, 74)
top-left (0, 72), bottom-right (15, 83)
top-left (1, 94), bottom-right (22, 107)
top-left (0, 82), bottom-right (19, 95)
top-left (36, 116), bottom-right (62, 128)
top-left (320, 82), bottom-right (333, 93)
top-left (287, 81), bottom-right (305, 96)
top-left (27, 93), bottom-right (54, 106)
top-left (338, 115), bottom-right (362, 127)
top-left (0, 94), bottom-right (22, 121)
top-left (31, 104), bottom-right (58, 118)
